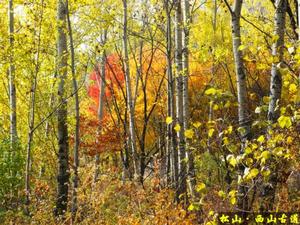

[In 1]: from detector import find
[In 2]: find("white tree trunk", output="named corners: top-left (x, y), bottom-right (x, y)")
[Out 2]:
top-left (164, 0), bottom-right (177, 189)
top-left (25, 0), bottom-right (44, 215)
top-left (182, 0), bottom-right (198, 204)
top-left (230, 0), bottom-right (251, 212)
top-left (94, 42), bottom-right (107, 183)
top-left (8, 0), bottom-right (17, 145)
top-left (268, 0), bottom-right (286, 122)
top-left (175, 0), bottom-right (186, 200)
top-left (123, 0), bottom-right (138, 179)
top-left (297, 1), bottom-right (300, 105)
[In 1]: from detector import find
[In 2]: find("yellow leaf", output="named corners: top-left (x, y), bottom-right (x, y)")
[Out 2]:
top-left (174, 124), bottom-right (181, 132)
top-left (205, 88), bottom-right (217, 96)
top-left (213, 104), bottom-right (219, 110)
top-left (249, 168), bottom-right (259, 178)
top-left (192, 121), bottom-right (202, 128)
top-left (278, 116), bottom-right (292, 128)
top-left (227, 126), bottom-right (233, 134)
top-left (230, 197), bottom-right (236, 205)
top-left (261, 150), bottom-right (271, 160)
top-left (184, 129), bottom-right (194, 139)
top-left (224, 101), bottom-right (231, 108)
top-left (287, 136), bottom-right (293, 144)
top-left (188, 204), bottom-right (195, 211)
top-left (257, 135), bottom-right (265, 143)
top-left (289, 83), bottom-right (297, 93)
top-left (218, 190), bottom-right (226, 199)
top-left (262, 169), bottom-right (271, 177)
top-left (208, 128), bottom-right (215, 137)
top-left (263, 96), bottom-right (270, 104)
top-left (196, 182), bottom-right (206, 192)
top-left (238, 44), bottom-right (246, 51)
top-left (165, 117), bottom-right (173, 125)
top-left (227, 155), bottom-right (237, 167)
top-left (223, 137), bottom-right (229, 145)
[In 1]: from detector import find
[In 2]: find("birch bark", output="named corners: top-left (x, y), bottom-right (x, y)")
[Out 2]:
top-left (175, 0), bottom-right (187, 200)
top-left (8, 0), bottom-right (17, 145)
top-left (268, 0), bottom-right (286, 122)
top-left (123, 0), bottom-right (138, 179)
top-left (229, 0), bottom-right (251, 212)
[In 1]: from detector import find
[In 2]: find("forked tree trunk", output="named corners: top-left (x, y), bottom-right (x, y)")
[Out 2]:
top-left (55, 0), bottom-right (70, 217)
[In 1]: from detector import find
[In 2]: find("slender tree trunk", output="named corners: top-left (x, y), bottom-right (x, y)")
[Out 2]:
top-left (296, 0), bottom-right (300, 106)
top-left (8, 0), bottom-right (17, 146)
top-left (94, 30), bottom-right (107, 183)
top-left (230, 0), bottom-right (251, 213)
top-left (268, 0), bottom-right (286, 122)
top-left (182, 0), bottom-right (198, 205)
top-left (66, 0), bottom-right (80, 220)
top-left (54, 0), bottom-right (70, 217)
top-left (25, 0), bottom-right (44, 214)
top-left (261, 0), bottom-right (286, 212)
top-left (164, 0), bottom-right (177, 189)
top-left (174, 0), bottom-right (187, 201)
top-left (122, 0), bottom-right (138, 179)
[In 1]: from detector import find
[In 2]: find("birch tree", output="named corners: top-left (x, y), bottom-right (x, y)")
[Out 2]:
top-left (164, 0), bottom-right (177, 189)
top-left (25, 0), bottom-right (44, 214)
top-left (174, 0), bottom-right (187, 200)
top-left (261, 0), bottom-right (287, 211)
top-left (224, 0), bottom-right (251, 213)
top-left (55, 0), bottom-right (70, 216)
top-left (122, 0), bottom-right (138, 179)
top-left (8, 0), bottom-right (17, 146)
top-left (94, 30), bottom-right (107, 182)
top-left (182, 0), bottom-right (198, 203)
top-left (268, 0), bottom-right (286, 122)
top-left (66, 0), bottom-right (80, 218)
top-left (295, 0), bottom-right (300, 106)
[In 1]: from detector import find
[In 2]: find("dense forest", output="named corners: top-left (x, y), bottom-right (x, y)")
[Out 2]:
top-left (1, 0), bottom-right (300, 224)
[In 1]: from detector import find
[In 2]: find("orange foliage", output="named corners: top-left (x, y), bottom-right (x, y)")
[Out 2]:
top-left (88, 54), bottom-right (125, 115)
